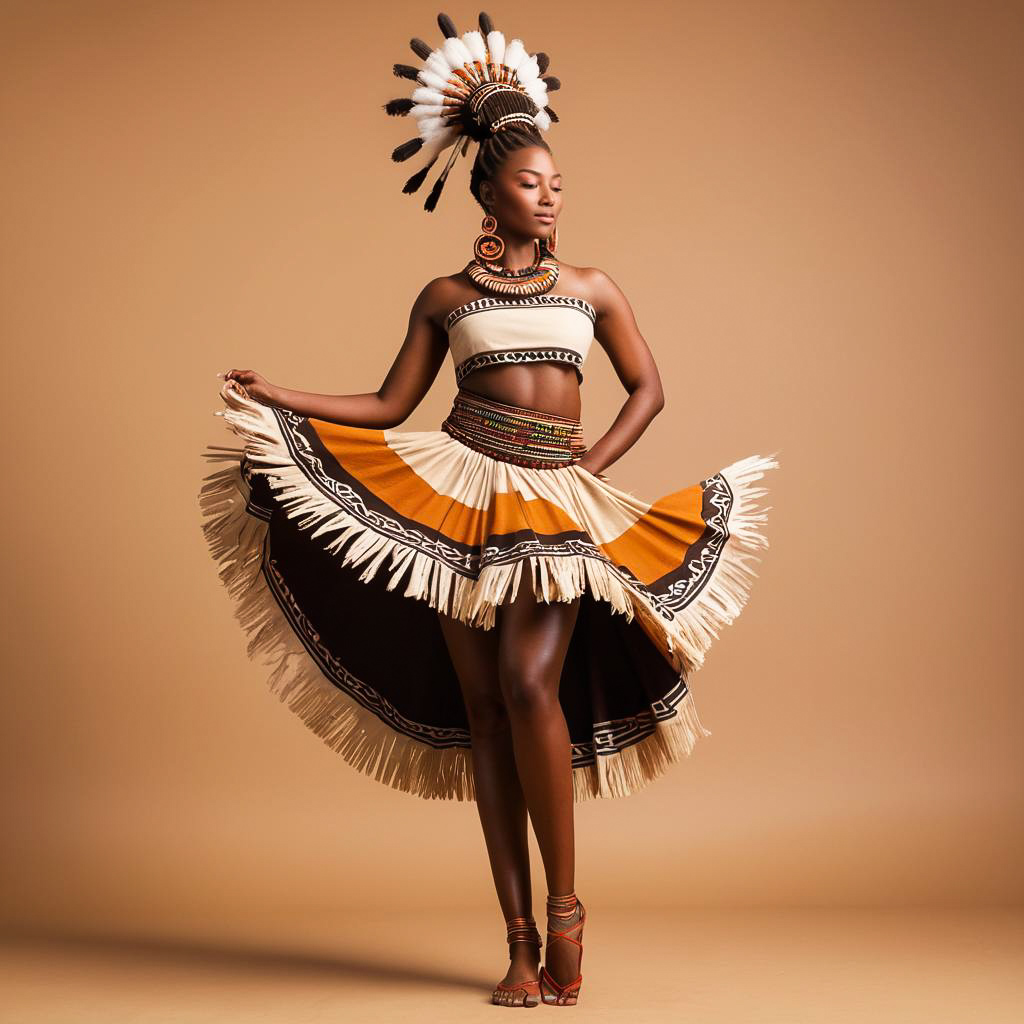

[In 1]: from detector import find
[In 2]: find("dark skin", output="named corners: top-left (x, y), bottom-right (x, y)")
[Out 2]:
top-left (223, 145), bottom-right (665, 1005)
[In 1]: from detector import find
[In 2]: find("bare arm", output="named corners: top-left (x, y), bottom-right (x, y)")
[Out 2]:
top-left (578, 268), bottom-right (665, 476)
top-left (226, 281), bottom-right (450, 429)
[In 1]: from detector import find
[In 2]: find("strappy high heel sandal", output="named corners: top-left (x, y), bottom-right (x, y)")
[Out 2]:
top-left (492, 915), bottom-right (542, 1008)
top-left (539, 891), bottom-right (586, 1006)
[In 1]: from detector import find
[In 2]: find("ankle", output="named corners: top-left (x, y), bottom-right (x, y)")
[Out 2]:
top-left (505, 914), bottom-right (542, 952)
top-left (546, 890), bottom-right (580, 919)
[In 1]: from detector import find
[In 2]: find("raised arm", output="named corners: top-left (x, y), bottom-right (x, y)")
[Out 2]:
top-left (224, 280), bottom-right (450, 429)
top-left (579, 268), bottom-right (666, 477)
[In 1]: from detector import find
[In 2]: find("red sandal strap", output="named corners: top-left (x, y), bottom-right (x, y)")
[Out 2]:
top-left (495, 978), bottom-right (541, 993)
top-left (541, 896), bottom-right (586, 1002)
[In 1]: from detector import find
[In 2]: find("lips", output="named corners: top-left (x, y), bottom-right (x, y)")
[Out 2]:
top-left (535, 214), bottom-right (555, 222)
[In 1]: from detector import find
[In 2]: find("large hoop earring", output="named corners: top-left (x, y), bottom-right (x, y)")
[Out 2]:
top-left (474, 213), bottom-right (504, 263)
top-left (534, 225), bottom-right (558, 260)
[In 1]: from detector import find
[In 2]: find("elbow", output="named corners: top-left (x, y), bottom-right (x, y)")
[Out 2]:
top-left (374, 393), bottom-right (407, 430)
top-left (627, 382), bottom-right (665, 418)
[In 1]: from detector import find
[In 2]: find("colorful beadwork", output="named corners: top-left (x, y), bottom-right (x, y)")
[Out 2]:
top-left (441, 388), bottom-right (588, 468)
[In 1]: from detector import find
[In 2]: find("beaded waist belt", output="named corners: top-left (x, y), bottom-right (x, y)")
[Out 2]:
top-left (441, 388), bottom-right (588, 469)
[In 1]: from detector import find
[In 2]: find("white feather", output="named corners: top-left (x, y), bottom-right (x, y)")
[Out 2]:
top-left (425, 52), bottom-right (451, 79)
top-left (412, 87), bottom-right (446, 106)
top-left (441, 37), bottom-right (472, 69)
top-left (533, 109), bottom-right (551, 132)
top-left (410, 103), bottom-right (446, 117)
top-left (418, 68), bottom-right (452, 92)
top-left (463, 30), bottom-right (487, 63)
top-left (524, 80), bottom-right (547, 108)
top-left (486, 30), bottom-right (506, 67)
top-left (517, 54), bottom-right (540, 84)
top-left (417, 115), bottom-right (447, 137)
top-left (503, 38), bottom-right (526, 73)
top-left (422, 124), bottom-right (460, 149)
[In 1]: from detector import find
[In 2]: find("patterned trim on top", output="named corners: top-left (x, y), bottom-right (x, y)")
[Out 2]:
top-left (455, 347), bottom-right (585, 385)
top-left (445, 293), bottom-right (597, 332)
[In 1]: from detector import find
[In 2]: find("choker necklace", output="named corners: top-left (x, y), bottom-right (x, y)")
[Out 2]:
top-left (466, 240), bottom-right (560, 297)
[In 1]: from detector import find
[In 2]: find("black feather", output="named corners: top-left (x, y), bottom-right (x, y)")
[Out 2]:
top-left (542, 75), bottom-right (561, 92)
top-left (544, 105), bottom-right (559, 123)
top-left (423, 172), bottom-right (448, 212)
top-left (437, 13), bottom-right (457, 38)
top-left (384, 98), bottom-right (415, 116)
top-left (410, 37), bottom-right (432, 60)
top-left (393, 63), bottom-right (419, 80)
top-left (403, 157), bottom-right (438, 194)
top-left (392, 137), bottom-right (424, 162)
top-left (478, 11), bottom-right (494, 35)
top-left (535, 52), bottom-right (550, 75)
top-left (423, 138), bottom-right (463, 212)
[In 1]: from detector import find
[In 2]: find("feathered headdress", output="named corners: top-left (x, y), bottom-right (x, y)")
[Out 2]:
top-left (384, 10), bottom-right (562, 211)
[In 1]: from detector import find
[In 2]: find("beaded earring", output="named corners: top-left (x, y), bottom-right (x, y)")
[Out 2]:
top-left (474, 213), bottom-right (505, 263)
top-left (534, 225), bottom-right (558, 259)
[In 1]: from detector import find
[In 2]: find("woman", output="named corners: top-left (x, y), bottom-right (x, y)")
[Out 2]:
top-left (200, 11), bottom-right (778, 1008)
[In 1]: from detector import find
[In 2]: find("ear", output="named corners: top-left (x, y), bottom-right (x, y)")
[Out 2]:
top-left (479, 180), bottom-right (495, 212)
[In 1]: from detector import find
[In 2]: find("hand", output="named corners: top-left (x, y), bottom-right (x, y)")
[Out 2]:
top-left (220, 368), bottom-right (277, 407)
top-left (574, 457), bottom-right (609, 480)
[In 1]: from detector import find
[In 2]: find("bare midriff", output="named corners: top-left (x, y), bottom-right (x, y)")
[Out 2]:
top-left (458, 361), bottom-right (582, 420)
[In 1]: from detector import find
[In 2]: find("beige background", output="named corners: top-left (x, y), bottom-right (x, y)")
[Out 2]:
top-left (2, 0), bottom-right (1022, 948)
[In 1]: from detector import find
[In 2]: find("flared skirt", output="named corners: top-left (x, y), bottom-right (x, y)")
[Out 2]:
top-left (198, 381), bottom-right (778, 802)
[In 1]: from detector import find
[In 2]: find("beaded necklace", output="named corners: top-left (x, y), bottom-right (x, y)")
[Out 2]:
top-left (465, 240), bottom-right (560, 297)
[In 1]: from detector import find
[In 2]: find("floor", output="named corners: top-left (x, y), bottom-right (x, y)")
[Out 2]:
top-left (2, 907), bottom-right (1022, 1022)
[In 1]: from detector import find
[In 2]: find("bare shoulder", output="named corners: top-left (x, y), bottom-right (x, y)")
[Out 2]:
top-left (414, 272), bottom-right (476, 329)
top-left (557, 263), bottom-right (630, 319)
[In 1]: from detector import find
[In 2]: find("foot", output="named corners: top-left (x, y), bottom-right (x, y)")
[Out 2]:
top-left (541, 892), bottom-right (585, 1005)
top-left (492, 939), bottom-right (541, 1007)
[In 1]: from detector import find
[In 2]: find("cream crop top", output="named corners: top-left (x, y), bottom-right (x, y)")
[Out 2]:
top-left (444, 294), bottom-right (597, 386)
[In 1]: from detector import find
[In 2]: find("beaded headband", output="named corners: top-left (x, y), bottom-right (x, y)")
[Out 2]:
top-left (384, 10), bottom-right (562, 211)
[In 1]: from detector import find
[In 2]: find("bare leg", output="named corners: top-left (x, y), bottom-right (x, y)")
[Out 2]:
top-left (437, 609), bottom-right (540, 1006)
top-left (496, 575), bottom-right (583, 991)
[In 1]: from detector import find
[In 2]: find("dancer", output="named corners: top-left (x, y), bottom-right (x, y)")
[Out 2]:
top-left (200, 10), bottom-right (778, 1008)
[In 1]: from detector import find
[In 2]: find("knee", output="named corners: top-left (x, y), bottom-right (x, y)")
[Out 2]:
top-left (499, 666), bottom-right (558, 715)
top-left (464, 694), bottom-right (510, 737)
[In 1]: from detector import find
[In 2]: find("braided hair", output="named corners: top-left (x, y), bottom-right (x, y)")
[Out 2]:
top-left (469, 90), bottom-right (551, 212)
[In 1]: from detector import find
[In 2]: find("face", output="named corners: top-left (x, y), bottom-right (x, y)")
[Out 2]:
top-left (480, 145), bottom-right (562, 241)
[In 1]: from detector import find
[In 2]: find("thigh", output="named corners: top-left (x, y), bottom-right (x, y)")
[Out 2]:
top-left (496, 576), bottom-right (581, 696)
top-left (437, 610), bottom-right (504, 716)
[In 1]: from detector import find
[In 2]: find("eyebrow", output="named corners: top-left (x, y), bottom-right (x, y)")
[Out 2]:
top-left (514, 168), bottom-right (563, 178)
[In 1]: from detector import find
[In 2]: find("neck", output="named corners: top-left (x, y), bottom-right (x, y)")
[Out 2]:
top-left (491, 236), bottom-right (539, 272)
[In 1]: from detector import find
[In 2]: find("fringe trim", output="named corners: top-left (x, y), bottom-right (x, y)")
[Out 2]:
top-left (198, 454), bottom-right (477, 801)
top-left (199, 382), bottom-right (779, 802)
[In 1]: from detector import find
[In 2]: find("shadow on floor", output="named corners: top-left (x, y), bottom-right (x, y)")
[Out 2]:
top-left (2, 927), bottom-right (489, 993)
